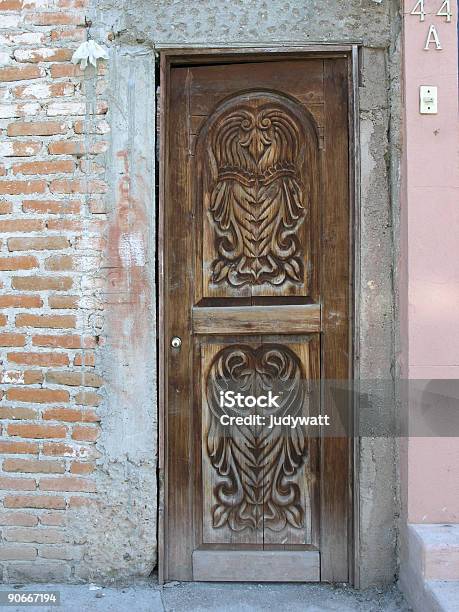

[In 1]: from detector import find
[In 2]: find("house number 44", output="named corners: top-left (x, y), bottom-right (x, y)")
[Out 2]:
top-left (411, 0), bottom-right (453, 50)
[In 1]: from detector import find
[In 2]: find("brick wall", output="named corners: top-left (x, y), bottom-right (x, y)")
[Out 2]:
top-left (0, 0), bottom-right (108, 581)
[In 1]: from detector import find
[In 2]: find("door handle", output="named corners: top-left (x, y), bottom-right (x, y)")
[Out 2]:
top-left (171, 336), bottom-right (182, 349)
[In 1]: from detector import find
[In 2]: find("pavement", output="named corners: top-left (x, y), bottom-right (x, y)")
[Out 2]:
top-left (0, 579), bottom-right (412, 612)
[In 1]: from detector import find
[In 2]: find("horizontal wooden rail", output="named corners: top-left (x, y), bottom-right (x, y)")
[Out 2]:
top-left (192, 303), bottom-right (321, 335)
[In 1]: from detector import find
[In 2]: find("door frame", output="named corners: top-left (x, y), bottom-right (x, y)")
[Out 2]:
top-left (158, 45), bottom-right (361, 585)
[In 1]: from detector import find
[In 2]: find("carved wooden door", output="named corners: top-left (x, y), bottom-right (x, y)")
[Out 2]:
top-left (161, 54), bottom-right (351, 583)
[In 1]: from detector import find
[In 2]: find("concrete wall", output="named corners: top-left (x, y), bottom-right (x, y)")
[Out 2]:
top-left (73, 47), bottom-right (157, 582)
top-left (0, 0), bottom-right (402, 586)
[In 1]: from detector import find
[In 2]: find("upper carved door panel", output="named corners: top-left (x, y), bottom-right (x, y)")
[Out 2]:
top-left (196, 91), bottom-right (319, 299)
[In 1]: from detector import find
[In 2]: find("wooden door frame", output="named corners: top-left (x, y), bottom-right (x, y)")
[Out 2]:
top-left (158, 45), bottom-right (361, 585)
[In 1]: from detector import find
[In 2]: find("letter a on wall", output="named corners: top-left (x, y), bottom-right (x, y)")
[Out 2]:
top-left (424, 24), bottom-right (442, 50)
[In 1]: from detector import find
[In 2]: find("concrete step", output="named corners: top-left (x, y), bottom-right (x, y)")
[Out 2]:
top-left (411, 524), bottom-right (459, 581)
top-left (426, 581), bottom-right (459, 612)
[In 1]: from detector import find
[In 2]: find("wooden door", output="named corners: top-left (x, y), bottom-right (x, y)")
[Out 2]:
top-left (161, 54), bottom-right (351, 583)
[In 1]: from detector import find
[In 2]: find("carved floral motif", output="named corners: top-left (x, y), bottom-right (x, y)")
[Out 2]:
top-left (207, 100), bottom-right (307, 287)
top-left (206, 344), bottom-right (309, 532)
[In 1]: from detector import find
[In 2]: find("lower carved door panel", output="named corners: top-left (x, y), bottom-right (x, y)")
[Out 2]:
top-left (194, 336), bottom-right (320, 581)
top-left (161, 52), bottom-right (351, 582)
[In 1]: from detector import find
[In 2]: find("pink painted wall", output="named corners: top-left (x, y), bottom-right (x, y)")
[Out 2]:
top-left (402, 0), bottom-right (459, 523)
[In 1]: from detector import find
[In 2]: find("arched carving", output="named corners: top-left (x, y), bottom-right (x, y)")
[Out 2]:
top-left (199, 91), bottom-right (318, 295)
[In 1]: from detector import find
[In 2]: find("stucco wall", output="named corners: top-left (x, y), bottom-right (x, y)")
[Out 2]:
top-left (399, 2), bottom-right (458, 607)
top-left (401, 0), bottom-right (459, 526)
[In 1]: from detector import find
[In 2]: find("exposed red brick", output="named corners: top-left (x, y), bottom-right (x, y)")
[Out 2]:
top-left (33, 334), bottom-right (96, 349)
top-left (46, 371), bottom-right (103, 388)
top-left (40, 476), bottom-right (95, 492)
top-left (8, 236), bottom-right (70, 251)
top-left (43, 407), bottom-right (99, 423)
top-left (8, 352), bottom-right (69, 367)
top-left (8, 423), bottom-right (67, 439)
top-left (49, 295), bottom-right (78, 309)
top-left (22, 199), bottom-right (80, 214)
top-left (13, 160), bottom-right (75, 175)
top-left (0, 512), bottom-right (38, 527)
top-left (0, 256), bottom-right (38, 270)
top-left (44, 255), bottom-right (73, 271)
top-left (88, 198), bottom-right (107, 214)
top-left (43, 442), bottom-right (86, 457)
top-left (13, 82), bottom-right (74, 99)
top-left (43, 442), bottom-right (100, 460)
top-left (0, 441), bottom-right (39, 454)
top-left (50, 27), bottom-right (86, 42)
top-left (72, 425), bottom-right (100, 442)
top-left (68, 496), bottom-right (96, 508)
top-left (12, 276), bottom-right (73, 291)
top-left (1, 141), bottom-right (42, 157)
top-left (3, 526), bottom-right (65, 544)
top-left (0, 219), bottom-right (44, 232)
top-left (25, 370), bottom-right (44, 384)
top-left (16, 314), bottom-right (75, 329)
top-left (50, 178), bottom-right (107, 194)
top-left (7, 121), bottom-right (66, 137)
top-left (25, 11), bottom-right (86, 26)
top-left (0, 544), bottom-right (38, 560)
top-left (0, 295), bottom-right (42, 308)
top-left (39, 512), bottom-right (65, 526)
top-left (0, 477), bottom-right (36, 491)
top-left (58, 0), bottom-right (89, 7)
top-left (6, 388), bottom-right (69, 404)
top-left (0, 66), bottom-right (43, 82)
top-left (46, 219), bottom-right (83, 231)
top-left (3, 459), bottom-right (65, 474)
top-left (14, 48), bottom-right (73, 64)
top-left (0, 181), bottom-right (46, 195)
top-left (74, 119), bottom-right (109, 135)
top-left (75, 391), bottom-right (103, 406)
top-left (48, 140), bottom-right (84, 155)
top-left (50, 64), bottom-right (84, 78)
top-left (0, 0), bottom-right (22, 9)
top-left (0, 407), bottom-right (38, 420)
top-left (74, 352), bottom-right (95, 367)
top-left (4, 495), bottom-right (66, 510)
top-left (0, 370), bottom-right (43, 385)
top-left (70, 461), bottom-right (95, 475)
top-left (0, 333), bottom-right (26, 347)
top-left (0, 201), bottom-right (13, 214)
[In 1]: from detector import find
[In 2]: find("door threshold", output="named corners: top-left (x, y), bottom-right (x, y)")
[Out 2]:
top-left (192, 549), bottom-right (320, 582)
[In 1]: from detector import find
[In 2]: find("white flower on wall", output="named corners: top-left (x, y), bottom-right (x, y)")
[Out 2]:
top-left (71, 40), bottom-right (109, 70)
